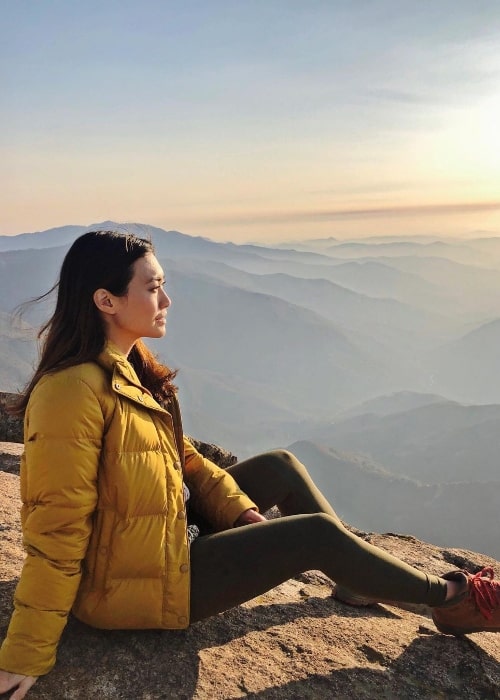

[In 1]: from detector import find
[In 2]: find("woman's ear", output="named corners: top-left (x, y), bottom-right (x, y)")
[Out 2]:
top-left (93, 289), bottom-right (117, 316)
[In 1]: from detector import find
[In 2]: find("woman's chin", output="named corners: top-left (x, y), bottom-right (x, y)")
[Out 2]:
top-left (153, 324), bottom-right (167, 337)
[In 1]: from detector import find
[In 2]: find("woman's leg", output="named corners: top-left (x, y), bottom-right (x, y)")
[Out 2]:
top-left (189, 451), bottom-right (447, 622)
top-left (225, 449), bottom-right (341, 520)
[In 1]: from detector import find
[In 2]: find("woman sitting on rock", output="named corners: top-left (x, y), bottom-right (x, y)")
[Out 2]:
top-left (0, 230), bottom-right (498, 699)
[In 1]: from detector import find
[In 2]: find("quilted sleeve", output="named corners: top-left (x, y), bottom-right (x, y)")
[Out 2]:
top-left (0, 373), bottom-right (103, 676)
top-left (183, 437), bottom-right (257, 531)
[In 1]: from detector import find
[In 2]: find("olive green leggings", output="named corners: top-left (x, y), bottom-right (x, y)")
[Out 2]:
top-left (189, 450), bottom-right (447, 622)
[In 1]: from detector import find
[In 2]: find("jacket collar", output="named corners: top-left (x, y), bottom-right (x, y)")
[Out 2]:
top-left (96, 342), bottom-right (186, 472)
top-left (96, 341), bottom-right (132, 376)
top-left (96, 342), bottom-right (168, 414)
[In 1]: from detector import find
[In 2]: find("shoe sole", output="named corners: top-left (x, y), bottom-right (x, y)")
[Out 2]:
top-left (432, 614), bottom-right (497, 635)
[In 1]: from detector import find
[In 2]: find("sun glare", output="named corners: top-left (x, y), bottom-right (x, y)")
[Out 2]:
top-left (478, 95), bottom-right (500, 173)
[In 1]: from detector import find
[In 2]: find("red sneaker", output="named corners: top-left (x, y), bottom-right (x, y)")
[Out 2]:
top-left (432, 567), bottom-right (500, 635)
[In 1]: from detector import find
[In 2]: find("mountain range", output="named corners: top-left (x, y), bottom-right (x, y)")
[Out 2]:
top-left (287, 440), bottom-right (500, 559)
top-left (0, 221), bottom-right (499, 557)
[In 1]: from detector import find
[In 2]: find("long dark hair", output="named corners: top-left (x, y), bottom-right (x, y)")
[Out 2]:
top-left (11, 230), bottom-right (176, 415)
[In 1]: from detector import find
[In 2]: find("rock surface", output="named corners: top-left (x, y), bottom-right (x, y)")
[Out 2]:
top-left (0, 444), bottom-right (499, 699)
top-left (0, 442), bottom-right (23, 474)
top-left (0, 393), bottom-right (22, 444)
top-left (186, 437), bottom-right (238, 470)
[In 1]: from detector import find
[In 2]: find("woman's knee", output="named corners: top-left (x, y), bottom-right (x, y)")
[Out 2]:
top-left (241, 450), bottom-right (341, 523)
top-left (266, 449), bottom-right (308, 477)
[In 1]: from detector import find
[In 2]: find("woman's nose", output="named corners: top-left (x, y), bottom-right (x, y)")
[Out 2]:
top-left (160, 289), bottom-right (171, 308)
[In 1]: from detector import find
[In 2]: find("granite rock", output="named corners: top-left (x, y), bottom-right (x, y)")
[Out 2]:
top-left (1, 452), bottom-right (499, 700)
top-left (0, 393), bottom-right (22, 444)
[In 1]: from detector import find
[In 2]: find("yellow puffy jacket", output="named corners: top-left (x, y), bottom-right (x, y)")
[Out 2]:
top-left (0, 343), bottom-right (256, 676)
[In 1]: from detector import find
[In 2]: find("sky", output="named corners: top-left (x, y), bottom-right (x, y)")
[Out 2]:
top-left (2, 0), bottom-right (500, 242)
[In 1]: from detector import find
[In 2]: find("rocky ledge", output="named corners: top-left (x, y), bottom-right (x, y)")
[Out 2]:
top-left (0, 393), bottom-right (22, 444)
top-left (1, 442), bottom-right (499, 699)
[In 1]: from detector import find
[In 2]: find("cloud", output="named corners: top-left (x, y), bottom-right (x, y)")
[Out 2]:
top-left (211, 202), bottom-right (500, 226)
top-left (367, 89), bottom-right (430, 105)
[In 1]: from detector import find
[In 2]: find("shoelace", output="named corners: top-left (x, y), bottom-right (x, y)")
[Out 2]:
top-left (469, 567), bottom-right (500, 620)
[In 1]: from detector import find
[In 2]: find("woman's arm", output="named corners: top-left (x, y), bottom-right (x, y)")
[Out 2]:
top-left (183, 438), bottom-right (258, 530)
top-left (0, 373), bottom-right (103, 678)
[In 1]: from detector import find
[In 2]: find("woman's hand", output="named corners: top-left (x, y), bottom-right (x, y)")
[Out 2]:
top-left (0, 671), bottom-right (37, 700)
top-left (234, 509), bottom-right (267, 527)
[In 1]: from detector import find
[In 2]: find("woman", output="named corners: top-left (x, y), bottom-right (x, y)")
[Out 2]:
top-left (0, 230), bottom-right (498, 699)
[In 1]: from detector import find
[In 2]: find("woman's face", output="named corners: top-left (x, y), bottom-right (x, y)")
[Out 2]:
top-left (102, 253), bottom-right (171, 353)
